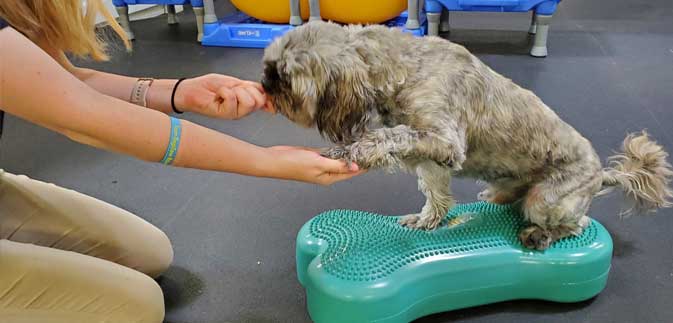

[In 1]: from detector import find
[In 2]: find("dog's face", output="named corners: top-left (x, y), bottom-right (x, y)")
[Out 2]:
top-left (260, 52), bottom-right (315, 128)
top-left (261, 21), bottom-right (374, 142)
top-left (261, 22), bottom-right (346, 128)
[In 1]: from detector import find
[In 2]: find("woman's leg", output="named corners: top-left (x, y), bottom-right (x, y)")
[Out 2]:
top-left (0, 239), bottom-right (164, 323)
top-left (0, 170), bottom-right (173, 278)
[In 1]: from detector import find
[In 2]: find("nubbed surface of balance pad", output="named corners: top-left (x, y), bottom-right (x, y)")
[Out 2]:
top-left (296, 202), bottom-right (612, 323)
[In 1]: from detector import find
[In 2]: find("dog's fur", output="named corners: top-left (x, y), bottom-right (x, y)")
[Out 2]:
top-left (261, 21), bottom-right (673, 250)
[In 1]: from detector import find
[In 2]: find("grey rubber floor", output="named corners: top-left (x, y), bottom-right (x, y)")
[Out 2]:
top-left (1, 1), bottom-right (672, 322)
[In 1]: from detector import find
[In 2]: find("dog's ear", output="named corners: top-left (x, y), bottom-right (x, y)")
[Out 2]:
top-left (282, 49), bottom-right (326, 119)
top-left (284, 34), bottom-right (354, 116)
top-left (314, 47), bottom-right (375, 143)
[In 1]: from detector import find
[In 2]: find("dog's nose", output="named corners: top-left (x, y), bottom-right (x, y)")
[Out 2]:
top-left (261, 78), bottom-right (271, 92)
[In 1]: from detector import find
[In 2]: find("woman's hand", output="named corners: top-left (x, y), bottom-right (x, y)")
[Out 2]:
top-left (265, 146), bottom-right (366, 185)
top-left (174, 74), bottom-right (267, 119)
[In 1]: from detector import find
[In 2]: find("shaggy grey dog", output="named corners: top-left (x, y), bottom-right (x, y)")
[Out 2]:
top-left (261, 21), bottom-right (673, 250)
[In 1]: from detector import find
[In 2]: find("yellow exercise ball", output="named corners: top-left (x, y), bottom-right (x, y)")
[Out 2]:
top-left (230, 0), bottom-right (407, 25)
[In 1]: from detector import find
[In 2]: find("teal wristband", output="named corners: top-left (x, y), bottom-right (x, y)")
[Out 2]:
top-left (160, 117), bottom-right (182, 165)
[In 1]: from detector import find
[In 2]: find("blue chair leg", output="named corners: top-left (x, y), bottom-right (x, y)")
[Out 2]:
top-left (427, 11), bottom-right (441, 36)
top-left (203, 0), bottom-right (218, 24)
top-left (290, 0), bottom-right (303, 26)
top-left (309, 0), bottom-right (322, 21)
top-left (115, 5), bottom-right (135, 40)
top-left (440, 7), bottom-right (450, 32)
top-left (193, 6), bottom-right (205, 41)
top-left (166, 5), bottom-right (178, 25)
top-left (530, 13), bottom-right (552, 57)
top-left (528, 11), bottom-right (537, 35)
top-left (406, 0), bottom-right (421, 29)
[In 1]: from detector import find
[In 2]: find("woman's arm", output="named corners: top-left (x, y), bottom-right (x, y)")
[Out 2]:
top-left (67, 65), bottom-right (268, 119)
top-left (68, 66), bottom-right (177, 114)
top-left (0, 27), bottom-right (361, 184)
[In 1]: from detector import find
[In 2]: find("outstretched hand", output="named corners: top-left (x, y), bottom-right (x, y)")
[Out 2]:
top-left (267, 146), bottom-right (366, 185)
top-left (174, 74), bottom-right (267, 119)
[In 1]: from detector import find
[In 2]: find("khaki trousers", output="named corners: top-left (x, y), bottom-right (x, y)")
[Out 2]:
top-left (0, 170), bottom-right (173, 323)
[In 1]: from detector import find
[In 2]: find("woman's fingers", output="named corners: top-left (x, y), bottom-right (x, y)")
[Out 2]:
top-left (271, 146), bottom-right (361, 172)
top-left (318, 170), bottom-right (367, 185)
top-left (232, 87), bottom-right (255, 118)
top-left (268, 145), bottom-right (364, 185)
top-left (215, 86), bottom-right (237, 115)
top-left (270, 145), bottom-right (321, 153)
top-left (319, 156), bottom-right (360, 173)
top-left (269, 145), bottom-right (303, 151)
top-left (243, 81), bottom-right (265, 93)
top-left (240, 85), bottom-right (266, 109)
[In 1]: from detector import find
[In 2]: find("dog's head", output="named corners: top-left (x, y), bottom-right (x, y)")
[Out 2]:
top-left (261, 21), bottom-right (379, 143)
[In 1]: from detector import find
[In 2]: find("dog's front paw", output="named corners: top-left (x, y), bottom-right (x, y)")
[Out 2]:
top-left (320, 142), bottom-right (376, 169)
top-left (321, 145), bottom-right (352, 160)
top-left (399, 213), bottom-right (442, 230)
top-left (321, 145), bottom-right (358, 170)
top-left (519, 225), bottom-right (552, 250)
top-left (321, 145), bottom-right (347, 159)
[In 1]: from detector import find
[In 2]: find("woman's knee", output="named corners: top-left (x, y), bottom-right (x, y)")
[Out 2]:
top-left (138, 227), bottom-right (174, 278)
top-left (108, 219), bottom-right (174, 278)
top-left (131, 274), bottom-right (166, 323)
top-left (0, 170), bottom-right (174, 277)
top-left (0, 239), bottom-right (166, 323)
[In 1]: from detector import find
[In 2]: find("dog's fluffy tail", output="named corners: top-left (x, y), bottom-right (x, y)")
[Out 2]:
top-left (599, 131), bottom-right (673, 214)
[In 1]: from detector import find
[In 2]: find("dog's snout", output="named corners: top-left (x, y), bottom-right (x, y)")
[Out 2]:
top-left (261, 77), bottom-right (271, 92)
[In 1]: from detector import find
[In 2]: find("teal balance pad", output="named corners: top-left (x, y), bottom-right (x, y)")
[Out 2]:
top-left (296, 202), bottom-right (612, 323)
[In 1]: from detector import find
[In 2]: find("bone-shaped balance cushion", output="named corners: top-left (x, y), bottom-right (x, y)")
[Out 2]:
top-left (296, 202), bottom-right (612, 323)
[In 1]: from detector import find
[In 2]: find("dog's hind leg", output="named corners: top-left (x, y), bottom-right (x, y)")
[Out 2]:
top-left (399, 161), bottom-right (454, 230)
top-left (519, 173), bottom-right (602, 250)
top-left (478, 179), bottom-right (530, 205)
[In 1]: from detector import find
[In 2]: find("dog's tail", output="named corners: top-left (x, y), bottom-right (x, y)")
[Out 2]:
top-left (598, 131), bottom-right (673, 214)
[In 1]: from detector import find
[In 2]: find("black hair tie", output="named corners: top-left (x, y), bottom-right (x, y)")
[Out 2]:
top-left (171, 78), bottom-right (187, 114)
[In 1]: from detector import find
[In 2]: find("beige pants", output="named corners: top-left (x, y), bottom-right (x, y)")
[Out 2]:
top-left (0, 170), bottom-right (173, 323)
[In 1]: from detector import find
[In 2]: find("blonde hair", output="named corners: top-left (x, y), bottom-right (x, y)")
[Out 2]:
top-left (0, 0), bottom-right (130, 63)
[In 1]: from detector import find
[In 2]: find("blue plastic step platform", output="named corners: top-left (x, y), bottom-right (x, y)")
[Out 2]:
top-left (201, 11), bottom-right (426, 48)
top-left (296, 202), bottom-right (613, 323)
top-left (425, 0), bottom-right (560, 14)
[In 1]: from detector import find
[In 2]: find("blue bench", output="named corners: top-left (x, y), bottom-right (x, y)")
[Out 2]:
top-left (201, 11), bottom-right (426, 48)
top-left (407, 0), bottom-right (562, 56)
top-left (112, 0), bottom-right (207, 41)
